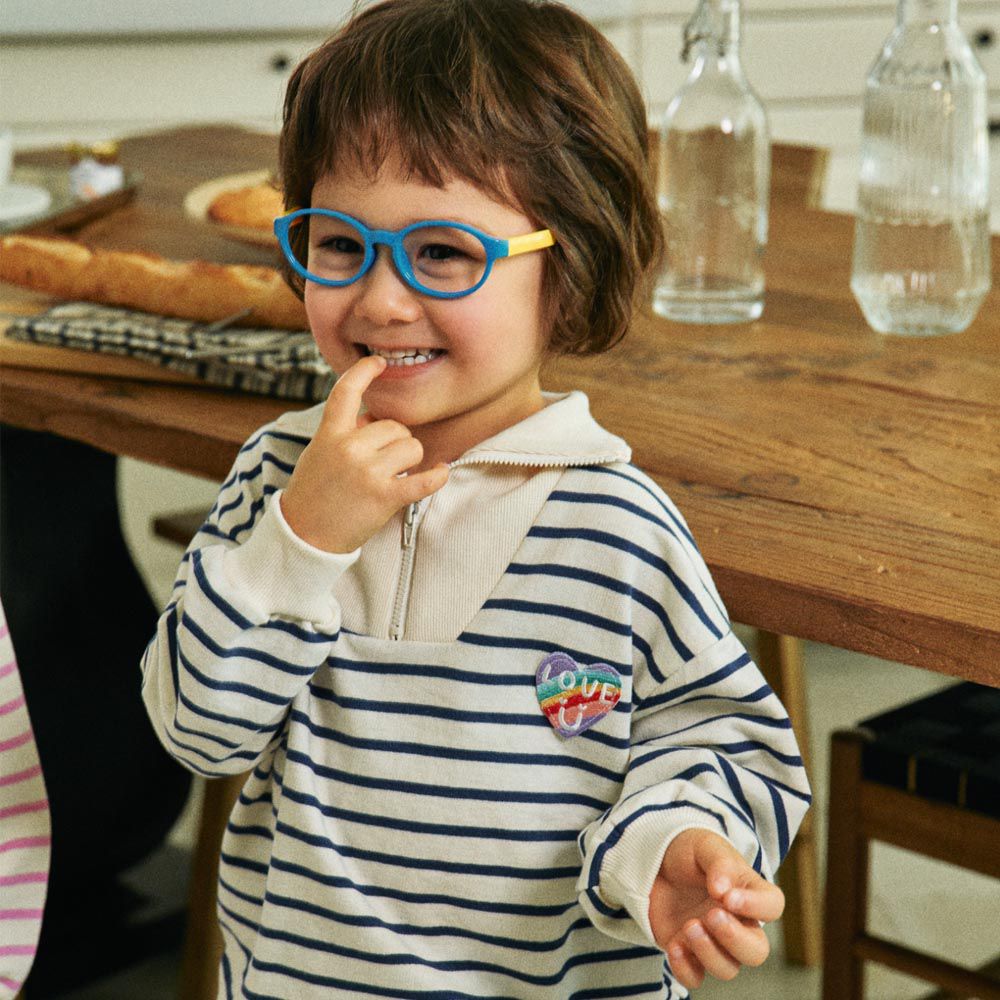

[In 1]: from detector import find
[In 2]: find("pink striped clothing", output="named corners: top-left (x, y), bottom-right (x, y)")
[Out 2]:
top-left (0, 607), bottom-right (50, 998)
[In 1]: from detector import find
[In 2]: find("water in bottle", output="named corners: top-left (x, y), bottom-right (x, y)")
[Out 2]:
top-left (850, 0), bottom-right (991, 336)
top-left (653, 0), bottom-right (770, 324)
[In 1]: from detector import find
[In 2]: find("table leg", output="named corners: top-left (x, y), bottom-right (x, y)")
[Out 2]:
top-left (178, 772), bottom-right (248, 1000)
top-left (756, 631), bottom-right (822, 967)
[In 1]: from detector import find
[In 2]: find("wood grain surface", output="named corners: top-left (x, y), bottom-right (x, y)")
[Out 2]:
top-left (2, 126), bottom-right (997, 682)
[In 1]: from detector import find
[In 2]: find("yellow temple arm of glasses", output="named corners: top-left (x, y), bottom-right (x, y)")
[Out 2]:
top-left (506, 229), bottom-right (556, 257)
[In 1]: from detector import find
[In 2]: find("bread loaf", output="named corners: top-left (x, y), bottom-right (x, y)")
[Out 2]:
top-left (207, 183), bottom-right (284, 231)
top-left (0, 235), bottom-right (307, 330)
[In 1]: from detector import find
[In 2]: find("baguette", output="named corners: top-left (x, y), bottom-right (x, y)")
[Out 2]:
top-left (0, 234), bottom-right (308, 330)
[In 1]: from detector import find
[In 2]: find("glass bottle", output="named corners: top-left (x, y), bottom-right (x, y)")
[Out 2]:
top-left (652, 0), bottom-right (770, 324)
top-left (850, 0), bottom-right (990, 336)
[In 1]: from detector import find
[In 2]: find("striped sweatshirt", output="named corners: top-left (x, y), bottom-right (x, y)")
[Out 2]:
top-left (0, 601), bottom-right (50, 998)
top-left (141, 391), bottom-right (810, 999)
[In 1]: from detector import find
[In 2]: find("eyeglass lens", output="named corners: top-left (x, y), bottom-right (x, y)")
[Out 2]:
top-left (299, 214), bottom-right (489, 293)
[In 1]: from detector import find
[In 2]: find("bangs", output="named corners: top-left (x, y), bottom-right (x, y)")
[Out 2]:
top-left (282, 0), bottom-right (556, 210)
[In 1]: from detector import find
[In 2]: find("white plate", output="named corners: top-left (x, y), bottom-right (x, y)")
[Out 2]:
top-left (183, 169), bottom-right (281, 248)
top-left (0, 182), bottom-right (53, 223)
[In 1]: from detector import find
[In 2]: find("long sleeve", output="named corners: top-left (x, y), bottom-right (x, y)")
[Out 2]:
top-left (140, 424), bottom-right (357, 777)
top-left (575, 482), bottom-right (811, 947)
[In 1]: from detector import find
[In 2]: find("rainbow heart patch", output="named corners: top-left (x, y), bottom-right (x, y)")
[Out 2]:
top-left (535, 652), bottom-right (622, 738)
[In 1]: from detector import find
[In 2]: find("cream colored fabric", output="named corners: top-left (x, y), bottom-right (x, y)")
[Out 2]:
top-left (274, 391), bottom-right (631, 642)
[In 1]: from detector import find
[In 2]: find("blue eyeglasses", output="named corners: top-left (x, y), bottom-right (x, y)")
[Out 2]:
top-left (274, 208), bottom-right (555, 299)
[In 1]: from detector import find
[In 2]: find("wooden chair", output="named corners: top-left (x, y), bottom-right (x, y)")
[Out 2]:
top-left (822, 682), bottom-right (1000, 1000)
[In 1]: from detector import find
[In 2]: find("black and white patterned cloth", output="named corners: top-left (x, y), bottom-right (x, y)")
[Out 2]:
top-left (6, 302), bottom-right (335, 402)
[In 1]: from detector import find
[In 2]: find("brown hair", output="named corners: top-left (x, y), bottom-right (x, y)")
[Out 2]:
top-left (279, 0), bottom-right (663, 355)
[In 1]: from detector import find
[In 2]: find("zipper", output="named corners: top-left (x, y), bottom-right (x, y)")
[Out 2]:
top-left (389, 499), bottom-right (425, 641)
top-left (385, 451), bottom-right (624, 640)
top-left (448, 453), bottom-right (625, 471)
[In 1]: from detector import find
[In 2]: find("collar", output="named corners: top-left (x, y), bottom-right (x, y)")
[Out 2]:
top-left (275, 390), bottom-right (630, 469)
top-left (451, 391), bottom-right (631, 469)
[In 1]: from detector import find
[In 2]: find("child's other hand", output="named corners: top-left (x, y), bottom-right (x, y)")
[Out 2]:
top-left (648, 828), bottom-right (784, 990)
top-left (280, 355), bottom-right (449, 553)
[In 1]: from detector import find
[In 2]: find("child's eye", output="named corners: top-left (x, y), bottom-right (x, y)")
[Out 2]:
top-left (420, 242), bottom-right (466, 262)
top-left (320, 235), bottom-right (363, 254)
top-left (406, 227), bottom-right (487, 291)
top-left (306, 226), bottom-right (366, 279)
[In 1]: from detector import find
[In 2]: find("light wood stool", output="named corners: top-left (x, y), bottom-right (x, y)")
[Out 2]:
top-left (756, 631), bottom-right (821, 967)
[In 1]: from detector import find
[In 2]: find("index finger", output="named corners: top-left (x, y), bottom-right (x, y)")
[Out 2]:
top-left (721, 881), bottom-right (784, 924)
top-left (322, 355), bottom-right (387, 433)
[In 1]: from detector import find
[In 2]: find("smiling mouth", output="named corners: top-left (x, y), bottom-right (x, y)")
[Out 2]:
top-left (361, 345), bottom-right (446, 367)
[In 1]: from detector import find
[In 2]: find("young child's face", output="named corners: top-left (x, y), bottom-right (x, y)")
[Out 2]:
top-left (304, 153), bottom-right (550, 462)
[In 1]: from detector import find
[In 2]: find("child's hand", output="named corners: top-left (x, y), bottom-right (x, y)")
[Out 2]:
top-left (648, 828), bottom-right (784, 990)
top-left (280, 355), bottom-right (449, 553)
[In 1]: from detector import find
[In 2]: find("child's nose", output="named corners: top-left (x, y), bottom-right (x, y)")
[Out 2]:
top-left (352, 247), bottom-right (423, 325)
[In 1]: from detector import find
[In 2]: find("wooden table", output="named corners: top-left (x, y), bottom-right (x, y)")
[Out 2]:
top-left (3, 125), bottom-right (997, 684)
top-left (1, 126), bottom-right (997, 987)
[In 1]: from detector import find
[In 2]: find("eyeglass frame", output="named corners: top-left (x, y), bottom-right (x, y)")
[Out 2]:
top-left (273, 207), bottom-right (556, 300)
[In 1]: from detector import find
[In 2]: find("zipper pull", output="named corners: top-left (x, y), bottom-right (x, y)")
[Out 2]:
top-left (402, 501), bottom-right (419, 548)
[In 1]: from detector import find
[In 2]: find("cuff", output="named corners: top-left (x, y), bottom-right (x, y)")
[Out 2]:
top-left (220, 489), bottom-right (359, 626)
top-left (599, 811), bottom-right (728, 943)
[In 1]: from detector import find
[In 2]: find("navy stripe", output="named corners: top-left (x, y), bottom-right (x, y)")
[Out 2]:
top-left (178, 644), bottom-right (293, 707)
top-left (635, 652), bottom-right (753, 713)
top-left (744, 765), bottom-right (813, 805)
top-left (659, 711), bottom-right (794, 743)
top-left (630, 632), bottom-right (667, 686)
top-left (657, 683), bottom-right (772, 711)
top-left (279, 783), bottom-right (581, 842)
top-left (308, 681), bottom-right (629, 731)
top-left (587, 801), bottom-right (727, 891)
top-left (580, 465), bottom-right (697, 548)
top-left (256, 882), bottom-right (594, 953)
top-left (283, 746), bottom-right (611, 811)
top-left (190, 547), bottom-right (335, 644)
top-left (624, 749), bottom-right (757, 839)
top-left (481, 598), bottom-right (632, 637)
top-left (266, 846), bottom-right (579, 910)
top-left (548, 490), bottom-right (690, 549)
top-left (176, 669), bottom-right (284, 734)
top-left (325, 656), bottom-right (536, 687)
top-left (234, 914), bottom-right (659, 988)
top-left (288, 708), bottom-right (624, 783)
top-left (190, 549), bottom-right (254, 629)
top-left (709, 740), bottom-right (803, 768)
top-left (212, 480), bottom-right (278, 523)
top-left (181, 611), bottom-right (318, 677)
top-left (161, 723), bottom-right (261, 770)
top-left (527, 526), bottom-right (722, 641)
top-left (766, 779), bottom-right (791, 862)
top-left (223, 492), bottom-right (267, 540)
top-left (503, 562), bottom-right (691, 668)
top-left (232, 425), bottom-right (299, 458)
top-left (570, 983), bottom-right (664, 999)
top-left (222, 448), bottom-right (298, 489)
top-left (191, 522), bottom-right (231, 545)
top-left (458, 631), bottom-right (633, 679)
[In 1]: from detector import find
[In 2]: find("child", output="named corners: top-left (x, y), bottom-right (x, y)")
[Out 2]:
top-left (141, 1), bottom-right (811, 995)
top-left (0, 600), bottom-right (51, 999)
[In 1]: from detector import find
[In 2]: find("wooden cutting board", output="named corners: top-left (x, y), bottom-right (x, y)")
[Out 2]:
top-left (0, 292), bottom-right (212, 387)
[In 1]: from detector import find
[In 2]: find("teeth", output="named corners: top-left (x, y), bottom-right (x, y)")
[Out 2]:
top-left (365, 346), bottom-right (444, 366)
